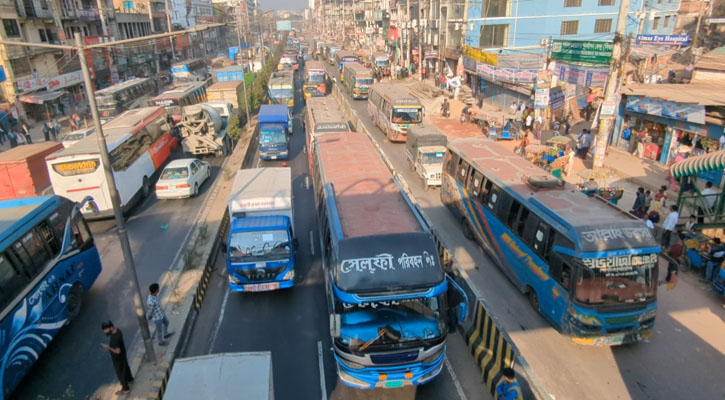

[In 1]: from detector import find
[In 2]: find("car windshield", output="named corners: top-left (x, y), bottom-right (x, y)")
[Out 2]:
top-left (355, 78), bottom-right (373, 86)
top-left (392, 107), bottom-right (422, 124)
top-left (260, 130), bottom-right (287, 145)
top-left (269, 89), bottom-right (293, 99)
top-left (337, 296), bottom-right (446, 352)
top-left (160, 167), bottom-right (189, 180)
top-left (574, 255), bottom-right (658, 305)
top-left (229, 230), bottom-right (290, 263)
top-left (421, 152), bottom-right (444, 164)
top-left (307, 73), bottom-right (325, 83)
top-left (96, 94), bottom-right (116, 107)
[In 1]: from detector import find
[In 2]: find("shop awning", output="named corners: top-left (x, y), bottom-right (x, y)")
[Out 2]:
top-left (18, 91), bottom-right (63, 105)
top-left (671, 150), bottom-right (725, 178)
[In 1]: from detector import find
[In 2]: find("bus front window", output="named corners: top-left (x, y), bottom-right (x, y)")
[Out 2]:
top-left (269, 89), bottom-right (293, 99)
top-left (392, 107), bottom-right (422, 124)
top-left (355, 78), bottom-right (374, 87)
top-left (307, 73), bottom-right (325, 84)
top-left (96, 94), bottom-right (116, 107)
top-left (574, 256), bottom-right (658, 305)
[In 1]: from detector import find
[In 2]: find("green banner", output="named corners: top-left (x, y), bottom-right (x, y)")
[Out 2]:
top-left (551, 40), bottom-right (613, 65)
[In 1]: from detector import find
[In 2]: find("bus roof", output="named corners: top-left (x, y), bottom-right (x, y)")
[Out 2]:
top-left (47, 107), bottom-right (166, 158)
top-left (94, 78), bottom-right (151, 95)
top-left (447, 138), bottom-right (658, 252)
top-left (171, 58), bottom-right (204, 68)
top-left (151, 82), bottom-right (206, 100)
top-left (0, 196), bottom-right (58, 248)
top-left (336, 50), bottom-right (355, 58)
top-left (316, 133), bottom-right (421, 238)
top-left (306, 97), bottom-right (349, 133)
top-left (207, 81), bottom-right (241, 91)
top-left (269, 72), bottom-right (293, 86)
top-left (370, 84), bottom-right (422, 106)
top-left (343, 63), bottom-right (371, 75)
top-left (305, 60), bottom-right (325, 71)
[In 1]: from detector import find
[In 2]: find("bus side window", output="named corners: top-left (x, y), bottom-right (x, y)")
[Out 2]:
top-left (516, 208), bottom-right (530, 238)
top-left (486, 184), bottom-right (501, 211)
top-left (71, 214), bottom-right (92, 250)
top-left (523, 214), bottom-right (540, 247)
top-left (496, 192), bottom-right (512, 221)
top-left (456, 161), bottom-right (469, 184)
top-left (544, 228), bottom-right (557, 261)
top-left (560, 263), bottom-right (572, 291)
top-left (532, 220), bottom-right (550, 257)
top-left (470, 171), bottom-right (483, 196)
top-left (505, 199), bottom-right (521, 229)
top-left (17, 230), bottom-right (51, 280)
top-left (446, 153), bottom-right (458, 176)
top-left (0, 253), bottom-right (28, 310)
top-left (37, 221), bottom-right (61, 257)
top-left (480, 179), bottom-right (493, 203)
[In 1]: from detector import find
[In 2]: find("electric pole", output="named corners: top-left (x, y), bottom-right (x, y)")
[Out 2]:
top-left (592, 0), bottom-right (630, 168)
top-left (237, 6), bottom-right (251, 127)
top-left (692, 0), bottom-right (706, 63)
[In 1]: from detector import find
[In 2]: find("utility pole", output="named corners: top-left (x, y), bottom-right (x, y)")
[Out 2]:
top-left (165, 0), bottom-right (175, 61)
top-left (237, 7), bottom-right (251, 127)
top-left (458, 0), bottom-right (470, 77)
top-left (692, 0), bottom-right (706, 63)
top-left (592, 0), bottom-right (629, 168)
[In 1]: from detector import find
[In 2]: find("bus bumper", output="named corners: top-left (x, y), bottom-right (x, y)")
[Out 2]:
top-left (228, 274), bottom-right (295, 292)
top-left (259, 150), bottom-right (289, 160)
top-left (334, 351), bottom-right (445, 389)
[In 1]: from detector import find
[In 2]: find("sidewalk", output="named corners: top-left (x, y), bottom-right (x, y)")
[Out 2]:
top-left (0, 101), bottom-right (89, 153)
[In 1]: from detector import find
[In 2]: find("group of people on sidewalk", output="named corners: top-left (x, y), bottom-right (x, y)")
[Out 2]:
top-left (0, 122), bottom-right (33, 148)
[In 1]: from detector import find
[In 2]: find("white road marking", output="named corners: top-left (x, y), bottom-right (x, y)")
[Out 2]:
top-left (309, 230), bottom-right (315, 255)
top-left (318, 340), bottom-right (327, 400)
top-left (445, 356), bottom-right (467, 400)
top-left (208, 288), bottom-right (230, 353)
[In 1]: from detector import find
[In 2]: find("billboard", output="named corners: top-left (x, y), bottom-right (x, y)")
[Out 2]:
top-left (276, 20), bottom-right (292, 31)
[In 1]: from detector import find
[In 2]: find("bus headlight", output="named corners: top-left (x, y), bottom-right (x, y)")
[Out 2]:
top-left (282, 270), bottom-right (295, 281)
top-left (638, 308), bottom-right (656, 323)
top-left (229, 274), bottom-right (242, 284)
top-left (421, 346), bottom-right (444, 364)
top-left (338, 356), bottom-right (366, 370)
top-left (569, 315), bottom-right (601, 333)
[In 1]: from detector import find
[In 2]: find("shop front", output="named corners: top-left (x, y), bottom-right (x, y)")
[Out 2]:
top-left (462, 56), bottom-right (535, 110)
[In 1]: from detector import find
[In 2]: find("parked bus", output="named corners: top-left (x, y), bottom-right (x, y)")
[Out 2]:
top-left (303, 60), bottom-right (329, 99)
top-left (311, 132), bottom-right (467, 389)
top-left (149, 82), bottom-right (208, 123)
top-left (368, 83), bottom-right (424, 142)
top-left (372, 53), bottom-right (390, 76)
top-left (171, 58), bottom-right (210, 83)
top-left (342, 63), bottom-right (373, 100)
top-left (278, 48), bottom-right (299, 71)
top-left (304, 96), bottom-right (351, 175)
top-left (46, 107), bottom-right (176, 218)
top-left (95, 78), bottom-right (158, 122)
top-left (0, 195), bottom-right (102, 398)
top-left (334, 50), bottom-right (358, 71)
top-left (441, 137), bottom-right (659, 346)
top-left (268, 71), bottom-right (295, 110)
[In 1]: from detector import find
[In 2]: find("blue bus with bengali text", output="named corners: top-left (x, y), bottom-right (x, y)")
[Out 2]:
top-left (0, 195), bottom-right (102, 399)
top-left (441, 138), bottom-right (660, 346)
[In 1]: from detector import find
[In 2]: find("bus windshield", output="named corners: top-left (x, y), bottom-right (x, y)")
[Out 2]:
top-left (355, 78), bottom-right (373, 86)
top-left (260, 130), bottom-right (287, 145)
top-left (228, 230), bottom-right (291, 263)
top-left (307, 73), bottom-right (325, 84)
top-left (96, 94), bottom-right (116, 107)
top-left (338, 296), bottom-right (446, 352)
top-left (574, 256), bottom-right (658, 305)
top-left (392, 107), bottom-right (422, 124)
top-left (269, 89), bottom-right (293, 99)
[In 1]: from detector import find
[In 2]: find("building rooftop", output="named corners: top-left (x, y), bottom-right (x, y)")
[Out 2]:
top-left (621, 81), bottom-right (725, 106)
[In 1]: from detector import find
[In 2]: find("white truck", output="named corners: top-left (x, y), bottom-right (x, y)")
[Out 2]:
top-left (177, 102), bottom-right (234, 157)
top-left (163, 352), bottom-right (274, 400)
top-left (225, 167), bottom-right (296, 292)
top-left (405, 124), bottom-right (448, 191)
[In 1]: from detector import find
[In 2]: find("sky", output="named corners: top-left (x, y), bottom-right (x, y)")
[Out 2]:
top-left (259, 0), bottom-right (307, 11)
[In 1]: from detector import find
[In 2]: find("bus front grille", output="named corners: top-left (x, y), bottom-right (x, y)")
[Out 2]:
top-left (370, 350), bottom-right (419, 365)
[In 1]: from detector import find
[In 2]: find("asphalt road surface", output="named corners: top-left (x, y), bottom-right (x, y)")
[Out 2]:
top-left (11, 147), bottom-right (227, 400)
top-left (182, 67), bottom-right (493, 400)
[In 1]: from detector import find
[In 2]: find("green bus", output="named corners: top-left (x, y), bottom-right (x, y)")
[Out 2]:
top-left (342, 63), bottom-right (373, 100)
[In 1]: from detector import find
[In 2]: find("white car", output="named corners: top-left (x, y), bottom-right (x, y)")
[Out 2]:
top-left (156, 158), bottom-right (211, 199)
top-left (61, 127), bottom-right (94, 148)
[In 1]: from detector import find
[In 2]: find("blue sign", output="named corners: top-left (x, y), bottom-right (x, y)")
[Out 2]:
top-left (636, 34), bottom-right (690, 46)
top-left (228, 46), bottom-right (239, 60)
top-left (0, 66), bottom-right (6, 82)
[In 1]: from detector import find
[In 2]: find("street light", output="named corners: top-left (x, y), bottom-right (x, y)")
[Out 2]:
top-left (0, 23), bottom-right (223, 363)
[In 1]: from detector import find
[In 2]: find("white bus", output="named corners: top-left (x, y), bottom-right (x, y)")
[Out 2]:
top-left (45, 106), bottom-right (177, 217)
top-left (368, 83), bottom-right (424, 142)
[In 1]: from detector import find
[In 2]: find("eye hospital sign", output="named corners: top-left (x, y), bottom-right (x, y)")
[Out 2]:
top-left (635, 34), bottom-right (690, 46)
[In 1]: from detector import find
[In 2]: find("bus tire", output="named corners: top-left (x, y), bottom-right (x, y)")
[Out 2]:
top-left (527, 288), bottom-right (540, 313)
top-left (66, 283), bottom-right (83, 320)
top-left (142, 176), bottom-right (151, 198)
top-left (461, 218), bottom-right (474, 240)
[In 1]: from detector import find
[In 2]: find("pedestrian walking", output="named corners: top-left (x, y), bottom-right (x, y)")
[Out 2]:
top-left (661, 205), bottom-right (679, 248)
top-left (101, 321), bottom-right (134, 395)
top-left (147, 283), bottom-right (174, 346)
top-left (495, 367), bottom-right (523, 400)
top-left (660, 238), bottom-right (683, 290)
top-left (42, 121), bottom-right (51, 141)
top-left (52, 119), bottom-right (61, 141)
top-left (576, 130), bottom-right (592, 160)
top-left (566, 148), bottom-right (576, 176)
top-left (21, 122), bottom-right (32, 144)
top-left (0, 124), bottom-right (6, 146)
top-left (643, 190), bottom-right (653, 213)
top-left (585, 89), bottom-right (596, 121)
top-left (631, 187), bottom-right (646, 217)
top-left (7, 131), bottom-right (18, 148)
top-left (516, 133), bottom-right (529, 156)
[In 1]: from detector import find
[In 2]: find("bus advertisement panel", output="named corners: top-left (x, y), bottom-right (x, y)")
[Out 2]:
top-left (0, 195), bottom-right (102, 399)
top-left (46, 107), bottom-right (176, 217)
top-left (268, 72), bottom-right (294, 110)
top-left (368, 84), bottom-right (424, 142)
top-left (342, 63), bottom-right (373, 100)
top-left (303, 60), bottom-right (328, 99)
top-left (440, 137), bottom-right (659, 346)
top-left (95, 78), bottom-right (157, 122)
top-left (149, 82), bottom-right (208, 122)
top-left (311, 133), bottom-right (467, 389)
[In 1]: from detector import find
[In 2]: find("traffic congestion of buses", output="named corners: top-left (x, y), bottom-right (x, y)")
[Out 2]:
top-left (0, 26), bottom-right (691, 400)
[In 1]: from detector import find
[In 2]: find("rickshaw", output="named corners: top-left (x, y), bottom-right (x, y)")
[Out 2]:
top-left (575, 169), bottom-right (623, 205)
top-left (484, 117), bottom-right (520, 141)
top-left (546, 136), bottom-right (571, 157)
top-left (682, 232), bottom-right (712, 273)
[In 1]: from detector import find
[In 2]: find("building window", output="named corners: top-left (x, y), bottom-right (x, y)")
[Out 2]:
top-left (653, 17), bottom-right (660, 29)
top-left (561, 20), bottom-right (579, 35)
top-left (479, 24), bottom-right (508, 48)
top-left (664, 16), bottom-right (670, 28)
top-left (564, 0), bottom-right (581, 7)
top-left (483, 0), bottom-right (509, 17)
top-left (598, 0), bottom-right (614, 5)
top-left (10, 58), bottom-right (31, 76)
top-left (594, 18), bottom-right (612, 33)
top-left (39, 29), bottom-right (47, 42)
top-left (40, 0), bottom-right (48, 9)
top-left (2, 19), bottom-right (20, 38)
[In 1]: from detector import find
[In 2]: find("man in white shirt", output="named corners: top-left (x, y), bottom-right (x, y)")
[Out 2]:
top-left (661, 205), bottom-right (679, 248)
top-left (719, 134), bottom-right (725, 150)
top-left (698, 181), bottom-right (718, 224)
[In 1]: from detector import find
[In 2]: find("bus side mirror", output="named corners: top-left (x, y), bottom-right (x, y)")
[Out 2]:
top-left (330, 313), bottom-right (341, 338)
top-left (220, 242), bottom-right (227, 253)
top-left (447, 275), bottom-right (469, 324)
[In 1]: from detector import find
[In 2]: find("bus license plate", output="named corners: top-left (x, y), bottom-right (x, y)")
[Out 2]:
top-left (245, 282), bottom-right (279, 292)
top-left (384, 380), bottom-right (403, 388)
top-left (270, 156), bottom-right (278, 160)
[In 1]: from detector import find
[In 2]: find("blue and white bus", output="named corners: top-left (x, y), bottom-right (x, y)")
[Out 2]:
top-left (0, 195), bottom-right (102, 398)
top-left (441, 138), bottom-right (659, 346)
top-left (311, 132), bottom-right (467, 389)
top-left (171, 58), bottom-right (210, 83)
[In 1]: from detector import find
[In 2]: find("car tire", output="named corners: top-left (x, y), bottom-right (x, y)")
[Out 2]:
top-left (142, 176), bottom-right (151, 198)
top-left (193, 183), bottom-right (199, 197)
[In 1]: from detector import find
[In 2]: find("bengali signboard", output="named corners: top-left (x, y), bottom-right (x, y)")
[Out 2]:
top-left (464, 46), bottom-right (498, 66)
top-left (549, 86), bottom-right (565, 110)
top-left (497, 54), bottom-right (545, 70)
top-left (635, 34), bottom-right (690, 46)
top-left (276, 20), bottom-right (292, 31)
top-left (625, 95), bottom-right (706, 125)
top-left (557, 64), bottom-right (609, 88)
top-left (46, 71), bottom-right (83, 91)
top-left (474, 62), bottom-right (537, 85)
top-left (551, 40), bottom-right (613, 65)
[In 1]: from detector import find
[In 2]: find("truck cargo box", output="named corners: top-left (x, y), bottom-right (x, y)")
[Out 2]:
top-left (0, 142), bottom-right (63, 200)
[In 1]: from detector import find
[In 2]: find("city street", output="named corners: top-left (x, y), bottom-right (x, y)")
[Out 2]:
top-left (324, 60), bottom-right (725, 400)
top-left (10, 148), bottom-right (227, 400)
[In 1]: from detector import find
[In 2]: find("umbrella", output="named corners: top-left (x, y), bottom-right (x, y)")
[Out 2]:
top-left (577, 169), bottom-right (606, 180)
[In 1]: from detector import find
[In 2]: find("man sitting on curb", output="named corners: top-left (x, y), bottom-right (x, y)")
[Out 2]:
top-left (496, 367), bottom-right (523, 400)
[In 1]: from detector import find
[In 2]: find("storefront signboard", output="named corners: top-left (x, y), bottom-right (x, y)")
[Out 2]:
top-left (635, 34), bottom-right (690, 46)
top-left (600, 100), bottom-right (617, 117)
top-left (46, 71), bottom-right (83, 91)
top-left (474, 61), bottom-right (537, 85)
top-left (16, 77), bottom-right (47, 93)
top-left (551, 40), bottom-right (613, 65)
top-left (549, 86), bottom-right (565, 110)
top-left (557, 64), bottom-right (608, 88)
top-left (625, 95), bottom-right (705, 125)
top-left (498, 54), bottom-right (544, 70)
top-left (464, 46), bottom-right (498, 66)
top-left (535, 88), bottom-right (549, 109)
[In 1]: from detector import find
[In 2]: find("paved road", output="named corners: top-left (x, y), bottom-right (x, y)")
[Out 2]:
top-left (11, 148), bottom-right (226, 400)
top-left (183, 68), bottom-right (492, 400)
top-left (327, 66), bottom-right (725, 400)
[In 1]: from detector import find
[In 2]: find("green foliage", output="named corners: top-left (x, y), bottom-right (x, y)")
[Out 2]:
top-left (235, 35), bottom-right (288, 124)
top-left (227, 114), bottom-right (242, 140)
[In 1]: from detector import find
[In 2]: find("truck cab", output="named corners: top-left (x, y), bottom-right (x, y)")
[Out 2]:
top-left (258, 104), bottom-right (292, 160)
top-left (405, 125), bottom-right (447, 191)
top-left (226, 168), bottom-right (295, 292)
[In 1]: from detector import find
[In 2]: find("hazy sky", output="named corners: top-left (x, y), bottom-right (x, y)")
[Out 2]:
top-left (259, 0), bottom-right (307, 11)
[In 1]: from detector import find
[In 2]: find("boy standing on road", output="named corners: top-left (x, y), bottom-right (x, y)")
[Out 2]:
top-left (101, 321), bottom-right (134, 395)
top-left (147, 283), bottom-right (174, 346)
top-left (495, 367), bottom-right (523, 400)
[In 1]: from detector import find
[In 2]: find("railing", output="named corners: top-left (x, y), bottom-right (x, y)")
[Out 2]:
top-left (678, 192), bottom-right (725, 228)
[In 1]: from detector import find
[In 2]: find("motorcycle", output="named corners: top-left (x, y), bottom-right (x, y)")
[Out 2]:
top-left (460, 110), bottom-right (472, 124)
top-left (440, 104), bottom-right (450, 118)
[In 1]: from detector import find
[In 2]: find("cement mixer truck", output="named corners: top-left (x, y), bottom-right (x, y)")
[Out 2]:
top-left (178, 102), bottom-right (234, 157)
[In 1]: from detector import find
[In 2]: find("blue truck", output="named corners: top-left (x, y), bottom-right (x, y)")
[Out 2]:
top-left (225, 167), bottom-right (295, 292)
top-left (258, 104), bottom-right (292, 160)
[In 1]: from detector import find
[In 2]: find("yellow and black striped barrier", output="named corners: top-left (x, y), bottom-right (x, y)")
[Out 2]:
top-left (193, 209), bottom-right (229, 311)
top-left (467, 300), bottom-right (516, 395)
top-left (147, 361), bottom-right (171, 400)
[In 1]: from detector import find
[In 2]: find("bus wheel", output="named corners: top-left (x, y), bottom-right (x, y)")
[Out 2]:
top-left (66, 284), bottom-right (83, 320)
top-left (142, 176), bottom-right (151, 198)
top-left (528, 288), bottom-right (540, 313)
top-left (461, 218), bottom-right (474, 240)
